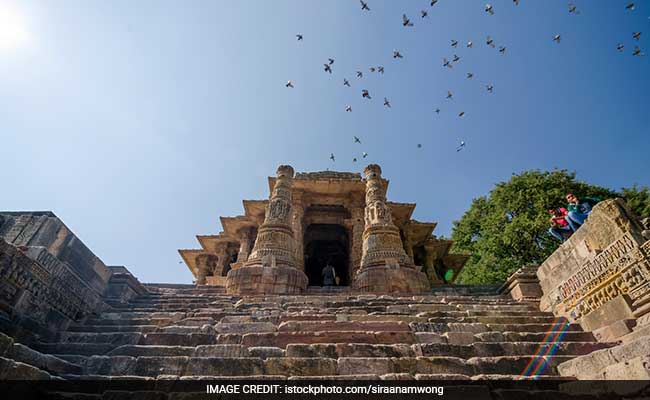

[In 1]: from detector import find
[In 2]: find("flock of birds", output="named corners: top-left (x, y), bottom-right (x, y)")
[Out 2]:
top-left (283, 1), bottom-right (645, 164)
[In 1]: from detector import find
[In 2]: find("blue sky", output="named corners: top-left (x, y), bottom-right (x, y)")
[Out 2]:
top-left (1, 0), bottom-right (648, 284)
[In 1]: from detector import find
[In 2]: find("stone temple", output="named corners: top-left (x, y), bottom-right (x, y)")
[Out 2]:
top-left (179, 165), bottom-right (468, 294)
top-left (2, 164), bottom-right (650, 395)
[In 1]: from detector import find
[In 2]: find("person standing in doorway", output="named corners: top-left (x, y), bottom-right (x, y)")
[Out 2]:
top-left (322, 262), bottom-right (336, 286)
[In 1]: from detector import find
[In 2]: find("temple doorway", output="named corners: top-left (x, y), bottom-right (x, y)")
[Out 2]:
top-left (303, 224), bottom-right (349, 286)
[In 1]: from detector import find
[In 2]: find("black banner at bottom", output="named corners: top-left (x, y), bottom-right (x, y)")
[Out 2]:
top-left (0, 379), bottom-right (646, 400)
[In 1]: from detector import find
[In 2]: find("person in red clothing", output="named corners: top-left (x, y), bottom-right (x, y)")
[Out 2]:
top-left (547, 206), bottom-right (574, 242)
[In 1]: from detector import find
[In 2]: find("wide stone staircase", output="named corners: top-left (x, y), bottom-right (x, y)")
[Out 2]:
top-left (23, 284), bottom-right (615, 381)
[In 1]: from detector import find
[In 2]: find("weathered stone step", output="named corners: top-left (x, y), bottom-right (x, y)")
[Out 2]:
top-left (215, 322), bottom-right (277, 334)
top-left (468, 355), bottom-right (574, 375)
top-left (240, 331), bottom-right (415, 348)
top-left (58, 332), bottom-right (143, 345)
top-left (419, 342), bottom-right (613, 358)
top-left (108, 344), bottom-right (249, 357)
top-left (66, 325), bottom-right (159, 333)
top-left (7, 343), bottom-right (83, 376)
top-left (286, 343), bottom-right (416, 358)
top-left (141, 333), bottom-right (215, 346)
top-left (277, 321), bottom-right (410, 332)
top-left (409, 322), bottom-right (582, 334)
top-left (475, 331), bottom-right (596, 343)
top-left (36, 343), bottom-right (117, 356)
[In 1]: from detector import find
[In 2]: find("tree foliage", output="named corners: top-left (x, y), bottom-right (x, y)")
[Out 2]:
top-left (451, 170), bottom-right (617, 285)
top-left (620, 185), bottom-right (650, 218)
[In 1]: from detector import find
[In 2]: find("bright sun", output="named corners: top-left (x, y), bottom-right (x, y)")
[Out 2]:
top-left (0, 4), bottom-right (30, 51)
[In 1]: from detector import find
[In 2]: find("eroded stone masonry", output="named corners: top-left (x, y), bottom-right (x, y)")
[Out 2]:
top-left (1, 165), bottom-right (650, 396)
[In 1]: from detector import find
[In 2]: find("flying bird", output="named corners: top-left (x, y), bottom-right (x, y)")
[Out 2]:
top-left (617, 43), bottom-right (625, 52)
top-left (286, 80), bottom-right (294, 88)
top-left (467, 72), bottom-right (474, 79)
top-left (362, 89), bottom-right (371, 99)
top-left (356, 71), bottom-right (363, 78)
top-left (633, 46), bottom-right (644, 56)
top-left (345, 105), bottom-right (352, 112)
top-left (344, 78), bottom-right (351, 87)
top-left (446, 91), bottom-right (453, 99)
top-left (467, 41), bottom-right (473, 48)
top-left (296, 34), bottom-right (303, 41)
top-left (360, 0), bottom-right (370, 11)
top-left (330, 153), bottom-right (335, 161)
top-left (553, 34), bottom-right (561, 43)
top-left (383, 97), bottom-right (391, 107)
top-left (486, 36), bottom-right (495, 48)
top-left (324, 64), bottom-right (332, 73)
top-left (362, 152), bottom-right (368, 158)
top-left (458, 111), bottom-right (465, 117)
top-left (633, 32), bottom-right (641, 41)
top-left (353, 158), bottom-right (357, 162)
top-left (431, 0), bottom-right (438, 5)
top-left (377, 66), bottom-right (384, 74)
top-left (421, 10), bottom-right (428, 18)
top-left (443, 58), bottom-right (453, 68)
top-left (456, 141), bottom-right (466, 152)
top-left (513, 0), bottom-right (519, 5)
top-left (499, 46), bottom-right (506, 54)
top-left (453, 54), bottom-right (460, 62)
top-left (567, 3), bottom-right (579, 14)
top-left (369, 67), bottom-right (376, 73)
top-left (402, 14), bottom-right (414, 27)
top-left (435, 108), bottom-right (441, 114)
top-left (328, 58), bottom-right (335, 65)
top-left (417, 144), bottom-right (423, 148)
top-left (485, 4), bottom-right (494, 15)
top-left (393, 49), bottom-right (403, 59)
top-left (354, 136), bottom-right (361, 143)
top-left (486, 84), bottom-right (494, 93)
top-left (626, 3), bottom-right (635, 10)
top-left (451, 39), bottom-right (458, 48)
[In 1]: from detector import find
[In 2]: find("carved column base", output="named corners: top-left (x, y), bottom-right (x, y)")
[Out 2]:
top-left (225, 265), bottom-right (308, 295)
top-left (353, 265), bottom-right (430, 293)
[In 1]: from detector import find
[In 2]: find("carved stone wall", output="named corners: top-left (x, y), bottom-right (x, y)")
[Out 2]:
top-left (226, 165), bottom-right (308, 294)
top-left (537, 198), bottom-right (650, 331)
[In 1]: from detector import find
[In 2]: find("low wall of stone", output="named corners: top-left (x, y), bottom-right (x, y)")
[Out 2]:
top-left (537, 198), bottom-right (650, 332)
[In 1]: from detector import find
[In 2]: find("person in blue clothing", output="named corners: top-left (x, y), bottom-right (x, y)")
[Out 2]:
top-left (565, 193), bottom-right (601, 231)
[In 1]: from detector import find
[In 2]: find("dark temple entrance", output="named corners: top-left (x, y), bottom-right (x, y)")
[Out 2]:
top-left (304, 224), bottom-right (349, 286)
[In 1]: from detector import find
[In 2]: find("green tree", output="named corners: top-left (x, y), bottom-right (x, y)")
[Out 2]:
top-left (620, 185), bottom-right (650, 218)
top-left (451, 170), bottom-right (617, 285)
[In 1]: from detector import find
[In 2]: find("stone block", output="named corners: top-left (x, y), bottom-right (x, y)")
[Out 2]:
top-left (108, 345), bottom-right (195, 357)
top-left (85, 356), bottom-right (136, 376)
top-left (593, 319), bottom-right (636, 342)
top-left (248, 347), bottom-right (285, 359)
top-left (193, 344), bottom-right (249, 357)
top-left (133, 356), bottom-right (189, 377)
top-left (338, 357), bottom-right (393, 375)
top-left (580, 295), bottom-right (634, 332)
top-left (215, 322), bottom-right (277, 334)
top-left (9, 343), bottom-right (82, 375)
top-left (444, 332), bottom-right (476, 346)
top-left (185, 357), bottom-right (264, 376)
top-left (603, 356), bottom-right (650, 380)
top-left (0, 356), bottom-right (51, 380)
top-left (265, 357), bottom-right (337, 376)
top-left (0, 332), bottom-right (14, 356)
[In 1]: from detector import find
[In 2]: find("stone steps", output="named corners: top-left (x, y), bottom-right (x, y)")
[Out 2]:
top-left (27, 288), bottom-right (613, 380)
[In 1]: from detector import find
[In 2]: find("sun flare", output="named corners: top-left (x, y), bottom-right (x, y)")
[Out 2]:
top-left (0, 4), bottom-right (30, 51)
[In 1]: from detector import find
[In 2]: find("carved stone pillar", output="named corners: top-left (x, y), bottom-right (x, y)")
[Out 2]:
top-left (194, 253), bottom-right (218, 285)
top-left (236, 228), bottom-right (253, 263)
top-left (423, 243), bottom-right (443, 285)
top-left (353, 164), bottom-right (430, 293)
top-left (346, 207), bottom-right (365, 282)
top-left (226, 165), bottom-right (308, 294)
top-left (291, 193), bottom-right (305, 271)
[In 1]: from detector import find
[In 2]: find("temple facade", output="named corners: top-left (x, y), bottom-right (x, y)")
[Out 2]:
top-left (179, 164), bottom-right (468, 294)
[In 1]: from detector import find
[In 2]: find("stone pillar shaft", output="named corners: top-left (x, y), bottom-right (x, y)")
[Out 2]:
top-left (226, 165), bottom-right (308, 294)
